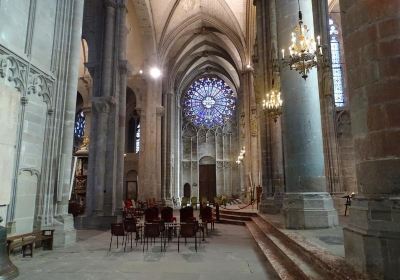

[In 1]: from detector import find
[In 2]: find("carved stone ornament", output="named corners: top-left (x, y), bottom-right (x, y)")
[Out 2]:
top-left (0, 54), bottom-right (26, 92)
top-left (92, 96), bottom-right (116, 114)
top-left (156, 106), bottom-right (165, 116)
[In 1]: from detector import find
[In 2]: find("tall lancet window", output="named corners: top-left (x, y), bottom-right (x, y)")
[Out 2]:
top-left (329, 19), bottom-right (345, 107)
top-left (135, 123), bottom-right (140, 153)
top-left (74, 111), bottom-right (85, 138)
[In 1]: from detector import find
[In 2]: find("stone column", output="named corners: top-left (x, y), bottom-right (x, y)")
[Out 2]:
top-left (53, 0), bottom-right (84, 245)
top-left (84, 0), bottom-right (118, 226)
top-left (116, 0), bottom-right (128, 211)
top-left (313, 0), bottom-right (342, 194)
top-left (277, 0), bottom-right (338, 229)
top-left (339, 1), bottom-right (400, 278)
top-left (138, 80), bottom-right (162, 201)
top-left (242, 70), bottom-right (261, 196)
top-left (82, 106), bottom-right (92, 137)
top-left (56, 0), bottom-right (84, 216)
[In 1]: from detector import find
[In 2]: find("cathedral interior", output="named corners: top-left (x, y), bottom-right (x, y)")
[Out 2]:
top-left (0, 0), bottom-right (399, 279)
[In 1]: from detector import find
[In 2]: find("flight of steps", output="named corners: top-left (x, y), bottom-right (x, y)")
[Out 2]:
top-left (246, 215), bottom-right (366, 280)
top-left (213, 208), bottom-right (258, 225)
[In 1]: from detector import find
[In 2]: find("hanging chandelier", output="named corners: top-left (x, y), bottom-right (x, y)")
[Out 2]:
top-left (281, 1), bottom-right (323, 80)
top-left (262, 89), bottom-right (283, 122)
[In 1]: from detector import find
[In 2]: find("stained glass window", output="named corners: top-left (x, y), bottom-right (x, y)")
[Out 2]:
top-left (135, 123), bottom-right (140, 153)
top-left (74, 111), bottom-right (85, 138)
top-left (329, 19), bottom-right (345, 107)
top-left (182, 76), bottom-right (236, 128)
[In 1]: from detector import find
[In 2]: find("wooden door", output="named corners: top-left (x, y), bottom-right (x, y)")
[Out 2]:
top-left (199, 164), bottom-right (216, 202)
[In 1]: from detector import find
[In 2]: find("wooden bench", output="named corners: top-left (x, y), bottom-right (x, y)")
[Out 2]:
top-left (7, 229), bottom-right (54, 257)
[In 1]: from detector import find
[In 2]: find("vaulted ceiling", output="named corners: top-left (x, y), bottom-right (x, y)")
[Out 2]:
top-left (130, 0), bottom-right (255, 95)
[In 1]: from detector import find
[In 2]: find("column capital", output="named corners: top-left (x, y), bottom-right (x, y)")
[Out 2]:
top-left (135, 107), bottom-right (143, 117)
top-left (81, 106), bottom-right (92, 114)
top-left (104, 0), bottom-right (117, 9)
top-left (92, 96), bottom-right (116, 114)
top-left (156, 106), bottom-right (165, 117)
top-left (117, 0), bottom-right (127, 11)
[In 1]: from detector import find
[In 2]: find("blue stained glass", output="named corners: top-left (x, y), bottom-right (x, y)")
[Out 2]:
top-left (329, 19), bottom-right (345, 107)
top-left (182, 76), bottom-right (236, 128)
top-left (74, 111), bottom-right (85, 138)
top-left (135, 123), bottom-right (140, 153)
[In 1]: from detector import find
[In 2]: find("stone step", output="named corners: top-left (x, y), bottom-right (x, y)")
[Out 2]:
top-left (246, 221), bottom-right (308, 280)
top-left (215, 208), bottom-right (258, 217)
top-left (251, 216), bottom-right (327, 280)
top-left (216, 218), bottom-right (246, 226)
top-left (256, 214), bottom-right (366, 280)
top-left (218, 213), bottom-right (253, 221)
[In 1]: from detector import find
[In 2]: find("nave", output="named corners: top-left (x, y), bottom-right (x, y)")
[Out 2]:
top-left (12, 219), bottom-right (277, 280)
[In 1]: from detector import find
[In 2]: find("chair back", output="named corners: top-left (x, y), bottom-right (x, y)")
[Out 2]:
top-left (161, 207), bottom-right (174, 222)
top-left (123, 219), bottom-right (137, 233)
top-left (145, 206), bottom-right (159, 222)
top-left (111, 223), bottom-right (125, 236)
top-left (144, 223), bottom-right (161, 238)
top-left (180, 206), bottom-right (194, 223)
top-left (180, 223), bottom-right (196, 238)
top-left (200, 206), bottom-right (213, 221)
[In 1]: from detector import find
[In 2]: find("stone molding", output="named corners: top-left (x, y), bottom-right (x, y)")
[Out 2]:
top-left (104, 0), bottom-right (117, 9)
top-left (0, 47), bottom-right (55, 105)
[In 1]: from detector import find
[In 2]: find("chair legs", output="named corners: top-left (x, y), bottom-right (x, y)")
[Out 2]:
top-left (195, 234), bottom-right (197, 252)
top-left (109, 235), bottom-right (127, 252)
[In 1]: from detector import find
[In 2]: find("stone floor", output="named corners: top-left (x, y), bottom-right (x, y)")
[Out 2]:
top-left (11, 223), bottom-right (278, 280)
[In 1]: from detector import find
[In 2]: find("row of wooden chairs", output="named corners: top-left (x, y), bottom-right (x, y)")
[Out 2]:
top-left (110, 220), bottom-right (199, 252)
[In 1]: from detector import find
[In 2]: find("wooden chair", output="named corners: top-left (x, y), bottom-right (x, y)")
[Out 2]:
top-left (144, 206), bottom-right (160, 222)
top-left (200, 205), bottom-right (215, 233)
top-left (123, 219), bottom-right (140, 248)
top-left (180, 206), bottom-right (196, 223)
top-left (143, 223), bottom-right (164, 252)
top-left (161, 207), bottom-right (176, 223)
top-left (178, 223), bottom-right (198, 252)
top-left (109, 223), bottom-right (127, 252)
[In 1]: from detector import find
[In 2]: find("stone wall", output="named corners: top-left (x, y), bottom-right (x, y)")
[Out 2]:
top-left (0, 0), bottom-right (83, 245)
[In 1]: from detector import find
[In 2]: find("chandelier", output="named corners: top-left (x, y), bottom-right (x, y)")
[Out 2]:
top-left (262, 89), bottom-right (283, 122)
top-left (281, 1), bottom-right (322, 80)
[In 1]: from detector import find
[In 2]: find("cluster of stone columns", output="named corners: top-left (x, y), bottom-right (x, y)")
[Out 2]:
top-left (83, 0), bottom-right (128, 227)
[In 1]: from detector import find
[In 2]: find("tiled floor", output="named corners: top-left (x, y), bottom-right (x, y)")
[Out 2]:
top-left (11, 223), bottom-right (278, 280)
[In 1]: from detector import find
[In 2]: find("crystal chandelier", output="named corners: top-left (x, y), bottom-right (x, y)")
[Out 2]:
top-left (281, 1), bottom-right (323, 80)
top-left (262, 89), bottom-right (283, 122)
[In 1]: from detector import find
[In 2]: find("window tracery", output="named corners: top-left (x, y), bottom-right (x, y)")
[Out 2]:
top-left (182, 76), bottom-right (236, 128)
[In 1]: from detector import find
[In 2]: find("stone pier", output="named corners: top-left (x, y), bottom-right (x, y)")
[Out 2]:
top-left (276, 0), bottom-right (338, 229)
top-left (340, 0), bottom-right (400, 278)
